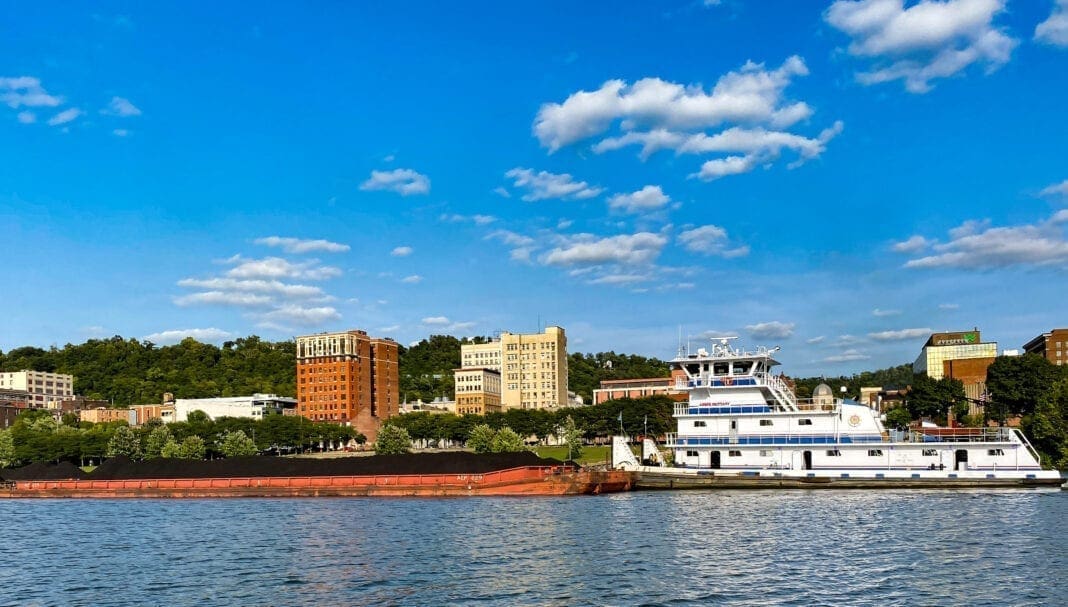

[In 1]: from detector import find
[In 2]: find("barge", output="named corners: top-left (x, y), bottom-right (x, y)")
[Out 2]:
top-left (0, 453), bottom-right (633, 498)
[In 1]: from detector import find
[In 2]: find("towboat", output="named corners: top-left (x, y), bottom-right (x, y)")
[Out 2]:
top-left (612, 338), bottom-right (1062, 489)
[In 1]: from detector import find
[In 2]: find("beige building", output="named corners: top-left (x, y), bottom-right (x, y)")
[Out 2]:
top-left (80, 407), bottom-right (134, 424)
top-left (454, 368), bottom-right (502, 415)
top-left (458, 326), bottom-right (568, 410)
top-left (0, 370), bottom-right (75, 408)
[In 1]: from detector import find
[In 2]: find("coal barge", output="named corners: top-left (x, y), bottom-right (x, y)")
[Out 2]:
top-left (0, 452), bottom-right (633, 498)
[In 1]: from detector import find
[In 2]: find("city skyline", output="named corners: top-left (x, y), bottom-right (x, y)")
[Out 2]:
top-left (3, 1), bottom-right (1067, 376)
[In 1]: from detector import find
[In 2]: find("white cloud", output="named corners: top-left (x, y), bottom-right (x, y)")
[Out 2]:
top-left (807, 336), bottom-right (826, 344)
top-left (440, 213), bottom-right (497, 225)
top-left (745, 321), bottom-right (795, 339)
top-left (1035, 0), bottom-right (1068, 46)
top-left (902, 211), bottom-right (1068, 269)
top-left (823, 349), bottom-right (871, 363)
top-left (544, 232), bottom-right (667, 266)
top-left (493, 186), bottom-right (512, 198)
top-left (360, 168), bottom-right (430, 196)
top-left (678, 225), bottom-right (750, 257)
top-left (422, 316), bottom-right (450, 326)
top-left (103, 96), bottom-right (141, 117)
top-left (486, 230), bottom-right (537, 262)
top-left (939, 303), bottom-right (960, 310)
top-left (892, 235), bottom-right (932, 252)
top-left (872, 308), bottom-right (901, 317)
top-left (112, 128), bottom-right (129, 137)
top-left (16, 111), bottom-right (35, 124)
top-left (532, 57), bottom-right (840, 180)
top-left (177, 277), bottom-right (327, 299)
top-left (377, 325), bottom-right (400, 333)
top-left (143, 328), bottom-right (233, 345)
top-left (868, 327), bottom-right (932, 341)
top-left (824, 0), bottom-right (1016, 93)
top-left (401, 274), bottom-right (423, 284)
top-left (254, 236), bottom-right (350, 254)
top-left (174, 291), bottom-right (274, 307)
top-left (0, 76), bottom-right (62, 108)
top-left (421, 316), bottom-right (476, 333)
top-left (1039, 179), bottom-right (1068, 199)
top-left (588, 273), bottom-right (651, 285)
top-left (47, 108), bottom-right (82, 126)
top-left (607, 185), bottom-right (670, 213)
top-left (391, 246), bottom-right (413, 257)
top-left (504, 167), bottom-right (603, 201)
top-left (225, 256), bottom-right (341, 280)
top-left (260, 305), bottom-right (341, 326)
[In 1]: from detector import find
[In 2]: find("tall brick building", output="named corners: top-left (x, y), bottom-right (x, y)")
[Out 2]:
top-left (296, 330), bottom-right (399, 442)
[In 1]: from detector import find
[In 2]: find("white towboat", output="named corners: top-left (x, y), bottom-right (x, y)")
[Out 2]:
top-left (612, 338), bottom-right (1063, 489)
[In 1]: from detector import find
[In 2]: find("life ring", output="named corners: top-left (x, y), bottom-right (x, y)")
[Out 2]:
top-left (723, 377), bottom-right (734, 386)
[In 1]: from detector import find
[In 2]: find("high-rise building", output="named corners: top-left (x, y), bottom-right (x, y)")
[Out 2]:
top-left (296, 330), bottom-right (399, 441)
top-left (458, 326), bottom-right (568, 410)
top-left (913, 329), bottom-right (998, 412)
top-left (0, 370), bottom-right (74, 408)
top-left (1022, 328), bottom-right (1068, 366)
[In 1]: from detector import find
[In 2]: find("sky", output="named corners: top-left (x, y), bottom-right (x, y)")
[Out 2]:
top-left (2, 0), bottom-right (1067, 376)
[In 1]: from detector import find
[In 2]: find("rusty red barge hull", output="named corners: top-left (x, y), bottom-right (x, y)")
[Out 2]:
top-left (1, 466), bottom-right (634, 498)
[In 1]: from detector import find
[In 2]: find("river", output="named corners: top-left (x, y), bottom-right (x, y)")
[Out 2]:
top-left (1, 489), bottom-right (1065, 606)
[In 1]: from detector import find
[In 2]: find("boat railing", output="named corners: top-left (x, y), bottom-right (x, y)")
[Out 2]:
top-left (891, 427), bottom-right (1014, 443)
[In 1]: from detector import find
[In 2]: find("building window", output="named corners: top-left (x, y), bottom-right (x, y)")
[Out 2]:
top-left (798, 419), bottom-right (812, 426)
top-left (728, 450), bottom-right (742, 457)
top-left (759, 419), bottom-right (773, 426)
top-left (826, 449), bottom-right (841, 457)
top-left (868, 449), bottom-right (884, 457)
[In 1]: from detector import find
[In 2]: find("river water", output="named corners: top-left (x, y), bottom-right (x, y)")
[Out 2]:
top-left (1, 489), bottom-right (1065, 606)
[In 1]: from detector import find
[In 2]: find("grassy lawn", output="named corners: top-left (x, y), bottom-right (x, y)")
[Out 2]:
top-left (535, 445), bottom-right (613, 465)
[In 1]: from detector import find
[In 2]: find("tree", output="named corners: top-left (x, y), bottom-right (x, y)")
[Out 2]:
top-left (559, 415), bottom-right (584, 461)
top-left (218, 430), bottom-right (257, 458)
top-left (490, 427), bottom-right (525, 453)
top-left (986, 354), bottom-right (1066, 422)
top-left (883, 406), bottom-right (912, 430)
top-left (0, 429), bottom-right (17, 468)
top-left (1022, 378), bottom-right (1068, 469)
top-left (160, 438), bottom-right (182, 458)
top-left (143, 425), bottom-right (173, 459)
top-left (907, 374), bottom-right (966, 422)
top-left (375, 424), bottom-right (411, 455)
top-left (106, 425), bottom-right (142, 460)
top-left (467, 423), bottom-right (495, 454)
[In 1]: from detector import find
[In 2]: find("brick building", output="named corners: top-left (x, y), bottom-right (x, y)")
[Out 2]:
top-left (1023, 328), bottom-right (1068, 366)
top-left (592, 371), bottom-right (688, 405)
top-left (296, 330), bottom-right (399, 442)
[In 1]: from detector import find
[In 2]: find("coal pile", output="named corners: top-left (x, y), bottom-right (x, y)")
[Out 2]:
top-left (1, 461), bottom-right (87, 481)
top-left (87, 451), bottom-right (565, 480)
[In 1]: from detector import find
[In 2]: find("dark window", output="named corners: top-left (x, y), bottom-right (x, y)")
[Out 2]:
top-left (759, 419), bottom-right (773, 426)
top-left (868, 449), bottom-right (883, 457)
top-left (798, 419), bottom-right (813, 425)
top-left (826, 449), bottom-right (841, 457)
top-left (728, 450), bottom-right (742, 457)
top-left (694, 420), bottom-right (707, 427)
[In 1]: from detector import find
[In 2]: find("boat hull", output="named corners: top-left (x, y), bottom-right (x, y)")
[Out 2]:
top-left (631, 466), bottom-right (1064, 490)
top-left (0, 467), bottom-right (634, 499)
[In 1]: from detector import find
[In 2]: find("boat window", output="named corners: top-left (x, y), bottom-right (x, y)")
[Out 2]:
top-left (987, 448), bottom-right (1004, 456)
top-left (713, 362), bottom-right (729, 376)
top-left (686, 450), bottom-right (698, 457)
top-left (798, 419), bottom-right (813, 426)
top-left (826, 449), bottom-right (841, 456)
top-left (922, 449), bottom-right (937, 456)
top-left (759, 450), bottom-right (772, 457)
top-left (732, 362), bottom-right (752, 375)
top-left (728, 450), bottom-right (742, 457)
top-left (759, 419), bottom-right (773, 426)
top-left (686, 363), bottom-right (700, 376)
top-left (868, 449), bottom-right (884, 457)
top-left (694, 420), bottom-right (707, 428)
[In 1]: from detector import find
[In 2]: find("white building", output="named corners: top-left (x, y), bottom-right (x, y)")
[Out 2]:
top-left (167, 394), bottom-right (297, 423)
top-left (458, 326), bottom-right (568, 410)
top-left (0, 370), bottom-right (75, 408)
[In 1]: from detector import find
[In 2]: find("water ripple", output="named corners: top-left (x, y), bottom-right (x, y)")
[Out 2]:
top-left (0, 490), bottom-right (1064, 606)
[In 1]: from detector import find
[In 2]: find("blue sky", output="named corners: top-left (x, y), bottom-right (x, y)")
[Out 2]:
top-left (2, 0), bottom-right (1067, 376)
